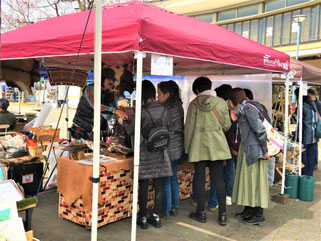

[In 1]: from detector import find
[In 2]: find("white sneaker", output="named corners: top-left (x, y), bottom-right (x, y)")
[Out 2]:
top-left (226, 196), bottom-right (232, 206)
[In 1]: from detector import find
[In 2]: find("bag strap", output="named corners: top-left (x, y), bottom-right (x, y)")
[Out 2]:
top-left (142, 106), bottom-right (154, 126)
top-left (212, 106), bottom-right (221, 124)
top-left (143, 105), bottom-right (166, 126)
top-left (243, 103), bottom-right (264, 119)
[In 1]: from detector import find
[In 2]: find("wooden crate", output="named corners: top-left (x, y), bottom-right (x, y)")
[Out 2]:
top-left (31, 126), bottom-right (60, 143)
top-left (28, 145), bottom-right (43, 158)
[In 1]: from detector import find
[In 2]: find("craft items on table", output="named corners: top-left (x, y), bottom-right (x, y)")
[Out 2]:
top-left (0, 164), bottom-right (7, 182)
top-left (0, 135), bottom-right (28, 159)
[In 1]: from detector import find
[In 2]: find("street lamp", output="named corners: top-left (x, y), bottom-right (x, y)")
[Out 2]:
top-left (293, 14), bottom-right (307, 60)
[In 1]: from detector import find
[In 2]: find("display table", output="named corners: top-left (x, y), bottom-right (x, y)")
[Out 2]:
top-left (57, 156), bottom-right (210, 229)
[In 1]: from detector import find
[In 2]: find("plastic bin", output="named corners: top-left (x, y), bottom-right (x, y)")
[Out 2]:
top-left (299, 175), bottom-right (314, 202)
top-left (285, 174), bottom-right (299, 199)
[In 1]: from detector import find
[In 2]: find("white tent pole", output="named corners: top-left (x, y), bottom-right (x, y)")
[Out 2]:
top-left (298, 79), bottom-right (303, 175)
top-left (131, 51), bottom-right (144, 241)
top-left (42, 80), bottom-right (47, 104)
top-left (281, 74), bottom-right (290, 195)
top-left (18, 89), bottom-right (21, 114)
top-left (65, 86), bottom-right (69, 140)
top-left (91, 0), bottom-right (102, 240)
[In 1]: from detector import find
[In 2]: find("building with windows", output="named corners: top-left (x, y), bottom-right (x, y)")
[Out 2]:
top-left (157, 0), bottom-right (321, 68)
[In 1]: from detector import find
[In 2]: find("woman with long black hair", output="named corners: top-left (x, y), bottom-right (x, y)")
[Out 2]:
top-left (157, 80), bottom-right (184, 218)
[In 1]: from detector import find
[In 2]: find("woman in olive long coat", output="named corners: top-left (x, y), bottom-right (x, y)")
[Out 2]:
top-left (185, 77), bottom-right (231, 226)
top-left (228, 88), bottom-right (269, 227)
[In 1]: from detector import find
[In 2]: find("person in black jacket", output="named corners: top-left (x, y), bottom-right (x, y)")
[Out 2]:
top-left (71, 68), bottom-right (128, 140)
top-left (307, 88), bottom-right (320, 170)
top-left (157, 81), bottom-right (184, 218)
top-left (124, 80), bottom-right (172, 229)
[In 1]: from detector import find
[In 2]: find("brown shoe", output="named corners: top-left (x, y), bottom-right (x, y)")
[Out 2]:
top-left (191, 201), bottom-right (197, 207)
top-left (189, 210), bottom-right (206, 223)
top-left (208, 205), bottom-right (219, 212)
top-left (218, 212), bottom-right (227, 226)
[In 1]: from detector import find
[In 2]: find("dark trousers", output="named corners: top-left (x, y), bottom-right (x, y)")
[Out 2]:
top-left (138, 178), bottom-right (163, 216)
top-left (193, 160), bottom-right (226, 214)
top-left (302, 142), bottom-right (318, 176)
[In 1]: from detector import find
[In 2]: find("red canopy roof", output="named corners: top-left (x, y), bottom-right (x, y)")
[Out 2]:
top-left (1, 1), bottom-right (290, 73)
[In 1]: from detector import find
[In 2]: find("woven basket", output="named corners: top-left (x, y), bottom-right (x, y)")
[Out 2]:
top-left (31, 126), bottom-right (60, 143)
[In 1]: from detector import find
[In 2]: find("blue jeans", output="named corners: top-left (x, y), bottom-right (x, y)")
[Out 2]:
top-left (302, 142), bottom-right (318, 176)
top-left (162, 161), bottom-right (180, 211)
top-left (192, 157), bottom-right (235, 208)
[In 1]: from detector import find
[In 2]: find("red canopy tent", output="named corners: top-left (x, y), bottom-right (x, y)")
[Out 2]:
top-left (1, 1), bottom-right (289, 74)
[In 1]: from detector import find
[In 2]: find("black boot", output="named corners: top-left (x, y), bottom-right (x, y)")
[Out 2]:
top-left (147, 214), bottom-right (161, 228)
top-left (218, 212), bottom-right (227, 226)
top-left (189, 210), bottom-right (206, 223)
top-left (160, 211), bottom-right (170, 219)
top-left (137, 215), bottom-right (148, 229)
top-left (235, 206), bottom-right (254, 220)
top-left (170, 208), bottom-right (178, 216)
top-left (242, 207), bottom-right (265, 226)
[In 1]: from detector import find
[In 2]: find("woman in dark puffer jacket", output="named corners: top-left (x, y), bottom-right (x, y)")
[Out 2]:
top-left (157, 81), bottom-right (184, 218)
top-left (124, 80), bottom-right (172, 230)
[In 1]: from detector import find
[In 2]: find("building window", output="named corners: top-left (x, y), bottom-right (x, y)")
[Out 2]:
top-left (235, 22), bottom-right (242, 35)
top-left (281, 12), bottom-right (292, 45)
top-left (266, 16), bottom-right (274, 46)
top-left (301, 8), bottom-right (311, 42)
top-left (242, 21), bottom-right (250, 38)
top-left (194, 14), bottom-right (213, 23)
top-left (218, 9), bottom-right (237, 21)
top-left (219, 3), bottom-right (321, 46)
top-left (319, 4), bottom-right (321, 40)
top-left (287, 0), bottom-right (310, 7)
top-left (265, 0), bottom-right (285, 12)
top-left (310, 6), bottom-right (319, 40)
top-left (250, 20), bottom-right (259, 42)
top-left (227, 24), bottom-right (234, 32)
top-left (238, 4), bottom-right (259, 18)
top-left (258, 18), bottom-right (266, 44)
top-left (273, 14), bottom-right (282, 46)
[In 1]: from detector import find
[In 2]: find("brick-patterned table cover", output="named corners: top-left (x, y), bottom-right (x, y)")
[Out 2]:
top-left (59, 161), bottom-right (210, 229)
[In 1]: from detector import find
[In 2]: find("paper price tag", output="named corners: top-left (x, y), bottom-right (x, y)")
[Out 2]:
top-left (302, 82), bottom-right (308, 95)
top-left (22, 174), bottom-right (34, 184)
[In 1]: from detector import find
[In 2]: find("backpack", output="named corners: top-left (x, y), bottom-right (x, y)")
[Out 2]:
top-left (143, 106), bottom-right (170, 152)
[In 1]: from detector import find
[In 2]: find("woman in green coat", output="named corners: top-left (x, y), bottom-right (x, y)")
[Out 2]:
top-left (228, 88), bottom-right (270, 226)
top-left (185, 77), bottom-right (231, 226)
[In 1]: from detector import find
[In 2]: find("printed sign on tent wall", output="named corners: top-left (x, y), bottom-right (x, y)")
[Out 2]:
top-left (151, 54), bottom-right (173, 76)
top-left (302, 82), bottom-right (308, 95)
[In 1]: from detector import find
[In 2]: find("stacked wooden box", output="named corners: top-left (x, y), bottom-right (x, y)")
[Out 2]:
top-left (59, 165), bottom-right (210, 229)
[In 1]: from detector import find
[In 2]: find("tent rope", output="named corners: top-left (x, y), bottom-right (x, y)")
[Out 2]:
top-left (37, 1), bottom-right (95, 194)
